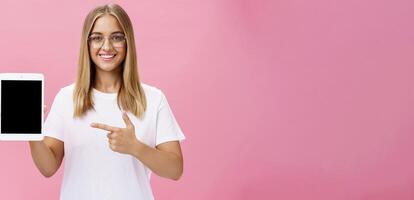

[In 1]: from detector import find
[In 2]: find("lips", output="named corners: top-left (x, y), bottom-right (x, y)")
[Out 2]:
top-left (99, 53), bottom-right (116, 61)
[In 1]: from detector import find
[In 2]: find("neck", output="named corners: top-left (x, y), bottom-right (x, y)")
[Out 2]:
top-left (94, 67), bottom-right (122, 93)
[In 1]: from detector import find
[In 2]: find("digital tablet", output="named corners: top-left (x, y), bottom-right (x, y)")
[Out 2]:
top-left (0, 73), bottom-right (44, 141)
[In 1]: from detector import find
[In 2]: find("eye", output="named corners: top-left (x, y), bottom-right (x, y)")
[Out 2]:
top-left (111, 35), bottom-right (125, 42)
top-left (89, 35), bottom-right (103, 42)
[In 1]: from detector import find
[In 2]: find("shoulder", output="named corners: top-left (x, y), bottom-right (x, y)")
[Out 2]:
top-left (50, 83), bottom-right (75, 108)
top-left (56, 83), bottom-right (75, 99)
top-left (48, 83), bottom-right (75, 114)
top-left (141, 82), bottom-right (166, 108)
top-left (141, 82), bottom-right (164, 100)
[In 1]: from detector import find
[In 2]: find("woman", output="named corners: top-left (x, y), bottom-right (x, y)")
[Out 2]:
top-left (29, 4), bottom-right (185, 200)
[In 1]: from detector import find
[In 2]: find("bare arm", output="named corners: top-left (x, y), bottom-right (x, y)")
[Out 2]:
top-left (131, 141), bottom-right (184, 181)
top-left (29, 136), bottom-right (64, 177)
top-left (91, 112), bottom-right (184, 181)
top-left (29, 106), bottom-right (64, 177)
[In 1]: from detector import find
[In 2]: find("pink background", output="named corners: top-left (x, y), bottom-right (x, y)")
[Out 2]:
top-left (0, 0), bottom-right (413, 199)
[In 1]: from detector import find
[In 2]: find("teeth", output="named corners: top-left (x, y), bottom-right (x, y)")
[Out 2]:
top-left (99, 54), bottom-right (115, 58)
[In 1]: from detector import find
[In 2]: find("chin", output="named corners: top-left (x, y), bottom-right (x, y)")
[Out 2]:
top-left (95, 64), bottom-right (121, 72)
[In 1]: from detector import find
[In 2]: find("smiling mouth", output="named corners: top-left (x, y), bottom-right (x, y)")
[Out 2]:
top-left (99, 53), bottom-right (116, 61)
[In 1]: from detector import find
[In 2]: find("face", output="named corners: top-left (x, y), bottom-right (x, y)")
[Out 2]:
top-left (88, 14), bottom-right (126, 73)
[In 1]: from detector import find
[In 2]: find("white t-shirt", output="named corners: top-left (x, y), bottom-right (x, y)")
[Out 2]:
top-left (43, 83), bottom-right (185, 200)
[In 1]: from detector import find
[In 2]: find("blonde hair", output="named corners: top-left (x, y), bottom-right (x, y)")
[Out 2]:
top-left (73, 3), bottom-right (147, 119)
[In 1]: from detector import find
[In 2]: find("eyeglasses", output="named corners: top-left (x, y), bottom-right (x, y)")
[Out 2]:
top-left (88, 33), bottom-right (126, 49)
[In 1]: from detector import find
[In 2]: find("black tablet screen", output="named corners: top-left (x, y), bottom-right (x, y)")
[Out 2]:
top-left (1, 80), bottom-right (42, 134)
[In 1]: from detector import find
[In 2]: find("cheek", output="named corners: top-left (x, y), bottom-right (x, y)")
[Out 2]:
top-left (117, 48), bottom-right (126, 61)
top-left (89, 48), bottom-right (99, 62)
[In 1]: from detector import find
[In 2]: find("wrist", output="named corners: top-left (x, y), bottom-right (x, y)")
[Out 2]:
top-left (130, 139), bottom-right (144, 158)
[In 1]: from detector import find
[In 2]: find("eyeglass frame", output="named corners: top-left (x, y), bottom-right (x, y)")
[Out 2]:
top-left (87, 32), bottom-right (127, 49)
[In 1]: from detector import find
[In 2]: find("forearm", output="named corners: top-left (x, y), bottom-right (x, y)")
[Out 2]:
top-left (29, 141), bottom-right (58, 177)
top-left (131, 141), bottom-right (183, 180)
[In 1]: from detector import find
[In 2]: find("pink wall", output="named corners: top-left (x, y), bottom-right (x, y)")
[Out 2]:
top-left (0, 0), bottom-right (413, 199)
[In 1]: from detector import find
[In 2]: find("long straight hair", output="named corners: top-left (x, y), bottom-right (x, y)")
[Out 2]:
top-left (73, 3), bottom-right (147, 119)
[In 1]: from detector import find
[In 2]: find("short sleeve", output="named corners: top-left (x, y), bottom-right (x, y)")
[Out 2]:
top-left (155, 91), bottom-right (186, 146)
top-left (43, 89), bottom-right (65, 141)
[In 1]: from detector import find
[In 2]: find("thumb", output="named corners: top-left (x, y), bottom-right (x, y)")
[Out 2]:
top-left (43, 105), bottom-right (48, 114)
top-left (122, 112), bottom-right (133, 128)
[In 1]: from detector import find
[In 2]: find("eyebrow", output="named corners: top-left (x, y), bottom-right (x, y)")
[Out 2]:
top-left (90, 31), bottom-right (125, 35)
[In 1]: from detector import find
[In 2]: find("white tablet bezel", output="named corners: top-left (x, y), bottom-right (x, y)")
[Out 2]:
top-left (0, 73), bottom-right (44, 141)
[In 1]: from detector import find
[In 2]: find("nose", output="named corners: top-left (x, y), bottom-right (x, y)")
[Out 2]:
top-left (101, 38), bottom-right (113, 51)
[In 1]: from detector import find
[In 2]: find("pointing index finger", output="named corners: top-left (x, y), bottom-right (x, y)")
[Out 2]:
top-left (90, 123), bottom-right (118, 132)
